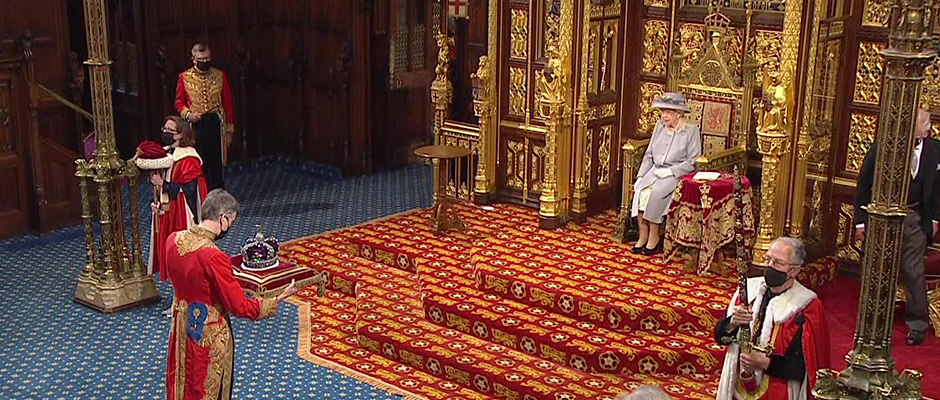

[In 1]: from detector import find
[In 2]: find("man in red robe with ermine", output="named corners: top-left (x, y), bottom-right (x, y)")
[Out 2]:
top-left (715, 237), bottom-right (830, 400)
top-left (164, 189), bottom-right (298, 400)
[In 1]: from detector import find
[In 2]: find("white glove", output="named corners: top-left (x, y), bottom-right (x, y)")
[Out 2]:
top-left (654, 168), bottom-right (673, 178)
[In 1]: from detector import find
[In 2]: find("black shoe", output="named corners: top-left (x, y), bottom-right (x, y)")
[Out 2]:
top-left (641, 242), bottom-right (663, 256)
top-left (907, 329), bottom-right (926, 346)
top-left (631, 243), bottom-right (646, 254)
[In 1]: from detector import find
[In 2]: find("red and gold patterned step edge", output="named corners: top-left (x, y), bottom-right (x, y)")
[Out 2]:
top-left (471, 234), bottom-right (735, 334)
top-left (353, 264), bottom-right (720, 400)
top-left (419, 276), bottom-right (726, 377)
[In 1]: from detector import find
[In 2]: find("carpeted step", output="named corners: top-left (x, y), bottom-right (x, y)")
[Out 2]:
top-left (472, 235), bottom-right (735, 334)
top-left (419, 284), bottom-right (725, 377)
top-left (354, 267), bottom-right (719, 400)
top-left (281, 231), bottom-right (414, 297)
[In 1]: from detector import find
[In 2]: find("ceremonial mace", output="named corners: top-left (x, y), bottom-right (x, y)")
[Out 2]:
top-left (733, 166), bottom-right (773, 395)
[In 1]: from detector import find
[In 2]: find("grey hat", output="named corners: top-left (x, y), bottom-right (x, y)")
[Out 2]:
top-left (651, 92), bottom-right (691, 113)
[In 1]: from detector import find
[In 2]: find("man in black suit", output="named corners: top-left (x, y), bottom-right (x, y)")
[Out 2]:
top-left (855, 109), bottom-right (936, 346)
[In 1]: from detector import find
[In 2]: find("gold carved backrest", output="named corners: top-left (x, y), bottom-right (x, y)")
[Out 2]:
top-left (671, 11), bottom-right (748, 158)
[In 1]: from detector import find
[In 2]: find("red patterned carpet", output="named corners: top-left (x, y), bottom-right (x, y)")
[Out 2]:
top-left (283, 203), bottom-right (840, 399)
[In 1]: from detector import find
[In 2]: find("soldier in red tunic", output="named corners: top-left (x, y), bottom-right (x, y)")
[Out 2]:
top-left (175, 43), bottom-right (235, 191)
top-left (164, 190), bottom-right (298, 400)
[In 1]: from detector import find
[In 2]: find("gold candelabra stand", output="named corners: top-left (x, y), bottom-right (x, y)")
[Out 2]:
top-left (73, 0), bottom-right (159, 313)
top-left (813, 0), bottom-right (938, 398)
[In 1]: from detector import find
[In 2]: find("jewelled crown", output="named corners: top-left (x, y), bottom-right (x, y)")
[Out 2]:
top-left (241, 225), bottom-right (280, 271)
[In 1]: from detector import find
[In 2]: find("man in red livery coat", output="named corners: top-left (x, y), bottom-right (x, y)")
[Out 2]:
top-left (145, 116), bottom-right (209, 283)
top-left (175, 43), bottom-right (234, 191)
top-left (715, 237), bottom-right (830, 400)
top-left (164, 190), bottom-right (297, 400)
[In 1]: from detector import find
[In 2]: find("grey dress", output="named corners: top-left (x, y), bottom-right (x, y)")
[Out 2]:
top-left (631, 120), bottom-right (702, 223)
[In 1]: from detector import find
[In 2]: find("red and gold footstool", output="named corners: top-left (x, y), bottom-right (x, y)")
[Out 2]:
top-left (231, 255), bottom-right (326, 298)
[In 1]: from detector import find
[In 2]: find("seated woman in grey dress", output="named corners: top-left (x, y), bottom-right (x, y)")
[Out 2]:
top-left (631, 92), bottom-right (701, 255)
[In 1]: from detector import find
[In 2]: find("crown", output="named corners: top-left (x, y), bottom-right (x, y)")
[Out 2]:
top-left (241, 225), bottom-right (280, 271)
top-left (704, 9), bottom-right (731, 32)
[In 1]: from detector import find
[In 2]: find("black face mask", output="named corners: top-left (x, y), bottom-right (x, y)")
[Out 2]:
top-left (196, 61), bottom-right (211, 72)
top-left (162, 133), bottom-right (177, 146)
top-left (763, 267), bottom-right (790, 288)
top-left (215, 216), bottom-right (230, 241)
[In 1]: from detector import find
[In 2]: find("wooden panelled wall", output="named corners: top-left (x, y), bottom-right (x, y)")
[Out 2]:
top-left (0, 0), bottom-right (83, 237)
top-left (825, 0), bottom-right (940, 265)
top-left (66, 0), bottom-right (436, 175)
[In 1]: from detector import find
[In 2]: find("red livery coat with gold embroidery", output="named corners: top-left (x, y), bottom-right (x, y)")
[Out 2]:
top-left (149, 147), bottom-right (208, 280)
top-left (717, 277), bottom-right (830, 400)
top-left (164, 227), bottom-right (277, 400)
top-left (174, 67), bottom-right (235, 133)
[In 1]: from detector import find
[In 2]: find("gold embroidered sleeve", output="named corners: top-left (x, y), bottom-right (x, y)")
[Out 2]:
top-left (258, 297), bottom-right (278, 320)
top-left (224, 123), bottom-right (235, 134)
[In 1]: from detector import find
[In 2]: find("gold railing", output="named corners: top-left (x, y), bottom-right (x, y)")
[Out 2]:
top-left (440, 120), bottom-right (480, 202)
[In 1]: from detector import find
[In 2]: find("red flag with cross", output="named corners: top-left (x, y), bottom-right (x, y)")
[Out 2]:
top-left (448, 0), bottom-right (468, 18)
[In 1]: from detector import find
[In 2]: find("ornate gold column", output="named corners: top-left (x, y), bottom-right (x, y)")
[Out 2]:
top-left (570, 0), bottom-right (592, 223)
top-left (73, 0), bottom-right (158, 313)
top-left (473, 0), bottom-right (500, 203)
top-left (813, 0), bottom-right (936, 398)
top-left (538, 0), bottom-right (574, 229)
top-left (788, 0), bottom-right (828, 239)
top-left (752, 0), bottom-right (802, 265)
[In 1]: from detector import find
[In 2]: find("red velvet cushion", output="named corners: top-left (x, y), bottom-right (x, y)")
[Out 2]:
top-left (925, 250), bottom-right (940, 276)
top-left (230, 255), bottom-right (320, 297)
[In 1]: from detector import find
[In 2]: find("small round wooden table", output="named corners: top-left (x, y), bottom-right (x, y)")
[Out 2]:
top-left (414, 144), bottom-right (472, 235)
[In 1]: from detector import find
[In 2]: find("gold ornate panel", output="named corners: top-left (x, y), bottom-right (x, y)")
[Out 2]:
top-left (598, 125), bottom-right (612, 186)
top-left (845, 112), bottom-right (878, 173)
top-left (591, 0), bottom-right (622, 18)
top-left (681, 0), bottom-right (785, 12)
top-left (534, 69), bottom-right (547, 119)
top-left (645, 0), bottom-right (669, 8)
top-left (643, 20), bottom-right (669, 76)
top-left (638, 82), bottom-right (665, 136)
top-left (854, 42), bottom-right (886, 105)
top-left (530, 143), bottom-right (546, 193)
top-left (863, 0), bottom-right (890, 27)
top-left (679, 24), bottom-right (707, 75)
top-left (506, 139), bottom-right (525, 189)
top-left (544, 0), bottom-right (560, 55)
top-left (923, 58), bottom-right (940, 110)
top-left (509, 67), bottom-right (528, 116)
top-left (837, 203), bottom-right (862, 262)
top-left (510, 9), bottom-right (529, 59)
top-left (589, 19), bottom-right (620, 94)
top-left (754, 30), bottom-right (784, 82)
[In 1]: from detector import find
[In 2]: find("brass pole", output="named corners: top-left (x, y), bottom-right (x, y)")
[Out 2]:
top-left (813, 0), bottom-right (936, 398)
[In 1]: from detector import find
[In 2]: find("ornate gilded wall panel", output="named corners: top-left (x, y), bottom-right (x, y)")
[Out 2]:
top-left (534, 69), bottom-right (547, 119)
top-left (585, 129), bottom-right (592, 185)
top-left (863, 0), bottom-right (890, 27)
top-left (643, 20), bottom-right (669, 76)
top-left (544, 0), bottom-right (560, 55)
top-left (507, 139), bottom-right (525, 189)
top-left (509, 67), bottom-right (528, 116)
top-left (679, 24), bottom-right (707, 75)
top-left (593, 103), bottom-right (615, 120)
top-left (923, 58), bottom-right (940, 110)
top-left (510, 9), bottom-right (529, 60)
top-left (836, 203), bottom-right (862, 262)
top-left (645, 0), bottom-right (669, 8)
top-left (754, 30), bottom-right (784, 82)
top-left (638, 82), bottom-right (665, 136)
top-left (531, 143), bottom-right (545, 193)
top-left (853, 42), bottom-right (886, 104)
top-left (598, 125), bottom-right (612, 185)
top-left (591, 0), bottom-right (622, 18)
top-left (845, 112), bottom-right (878, 173)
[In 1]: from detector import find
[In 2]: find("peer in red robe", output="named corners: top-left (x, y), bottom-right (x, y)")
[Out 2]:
top-left (164, 196), bottom-right (297, 400)
top-left (149, 146), bottom-right (208, 280)
top-left (715, 276), bottom-right (830, 400)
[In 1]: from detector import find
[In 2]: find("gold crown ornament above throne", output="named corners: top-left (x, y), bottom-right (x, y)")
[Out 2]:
top-left (241, 225), bottom-right (280, 271)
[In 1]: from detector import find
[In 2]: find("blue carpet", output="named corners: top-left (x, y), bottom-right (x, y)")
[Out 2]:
top-left (0, 160), bottom-right (433, 399)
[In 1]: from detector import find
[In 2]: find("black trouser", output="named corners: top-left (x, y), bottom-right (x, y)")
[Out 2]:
top-left (193, 112), bottom-right (224, 191)
top-left (900, 211), bottom-right (930, 332)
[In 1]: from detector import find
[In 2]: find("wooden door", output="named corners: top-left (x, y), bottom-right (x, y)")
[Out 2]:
top-left (496, 0), bottom-right (549, 207)
top-left (581, 0), bottom-right (627, 214)
top-left (0, 63), bottom-right (31, 237)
